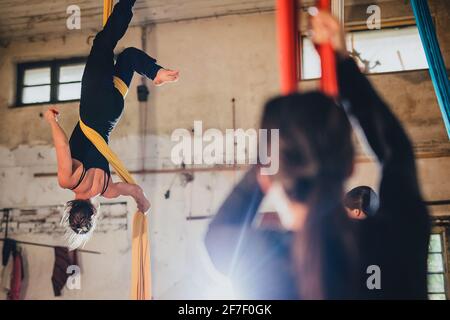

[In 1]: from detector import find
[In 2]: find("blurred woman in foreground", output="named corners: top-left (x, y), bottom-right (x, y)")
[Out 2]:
top-left (205, 11), bottom-right (430, 300)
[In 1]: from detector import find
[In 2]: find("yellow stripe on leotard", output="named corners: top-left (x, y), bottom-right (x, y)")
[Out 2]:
top-left (113, 76), bottom-right (128, 98)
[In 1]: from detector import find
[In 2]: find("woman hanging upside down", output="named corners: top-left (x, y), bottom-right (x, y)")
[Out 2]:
top-left (44, 0), bottom-right (179, 249)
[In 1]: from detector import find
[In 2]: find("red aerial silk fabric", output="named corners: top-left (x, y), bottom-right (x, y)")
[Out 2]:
top-left (276, 0), bottom-right (299, 95)
top-left (317, 0), bottom-right (339, 98)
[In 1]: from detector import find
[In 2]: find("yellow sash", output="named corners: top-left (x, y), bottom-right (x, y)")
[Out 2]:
top-left (113, 76), bottom-right (128, 98)
top-left (79, 118), bottom-right (151, 300)
top-left (103, 0), bottom-right (113, 27)
top-left (97, 0), bottom-right (151, 300)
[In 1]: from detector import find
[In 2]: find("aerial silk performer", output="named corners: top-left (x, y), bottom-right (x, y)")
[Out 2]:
top-left (44, 0), bottom-right (179, 299)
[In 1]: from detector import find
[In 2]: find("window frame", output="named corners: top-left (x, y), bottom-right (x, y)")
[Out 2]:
top-left (429, 218), bottom-right (450, 300)
top-left (428, 227), bottom-right (447, 299)
top-left (15, 57), bottom-right (87, 107)
top-left (299, 18), bottom-right (428, 81)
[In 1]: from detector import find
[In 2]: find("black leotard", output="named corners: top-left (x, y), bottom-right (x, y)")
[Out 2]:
top-left (68, 0), bottom-right (161, 193)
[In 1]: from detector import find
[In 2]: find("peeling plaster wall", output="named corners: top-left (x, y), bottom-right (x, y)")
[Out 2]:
top-left (0, 2), bottom-right (449, 299)
top-left (0, 136), bottom-right (235, 300)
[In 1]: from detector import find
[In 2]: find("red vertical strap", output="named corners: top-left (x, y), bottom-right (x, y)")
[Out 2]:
top-left (276, 0), bottom-right (299, 95)
top-left (317, 0), bottom-right (338, 98)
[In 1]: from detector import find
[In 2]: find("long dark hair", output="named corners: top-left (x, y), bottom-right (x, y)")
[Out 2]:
top-left (261, 92), bottom-right (357, 299)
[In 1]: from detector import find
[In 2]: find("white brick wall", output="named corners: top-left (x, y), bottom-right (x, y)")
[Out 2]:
top-left (0, 202), bottom-right (128, 236)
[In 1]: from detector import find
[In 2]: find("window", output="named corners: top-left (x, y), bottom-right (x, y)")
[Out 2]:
top-left (16, 58), bottom-right (86, 106)
top-left (301, 26), bottom-right (428, 80)
top-left (428, 228), bottom-right (449, 300)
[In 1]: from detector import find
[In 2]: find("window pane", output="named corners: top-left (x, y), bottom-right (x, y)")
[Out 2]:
top-left (23, 67), bottom-right (50, 85)
top-left (347, 26), bottom-right (428, 74)
top-left (429, 234), bottom-right (442, 253)
top-left (427, 274), bottom-right (445, 293)
top-left (58, 83), bottom-right (81, 101)
top-left (59, 64), bottom-right (85, 83)
top-left (429, 294), bottom-right (446, 300)
top-left (302, 26), bottom-right (428, 80)
top-left (302, 38), bottom-right (321, 79)
top-left (428, 254), bottom-right (444, 273)
top-left (22, 85), bottom-right (50, 104)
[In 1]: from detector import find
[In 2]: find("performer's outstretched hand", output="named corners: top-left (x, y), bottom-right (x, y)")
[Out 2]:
top-left (44, 107), bottom-right (60, 123)
top-left (309, 9), bottom-right (347, 56)
top-left (153, 69), bottom-right (180, 86)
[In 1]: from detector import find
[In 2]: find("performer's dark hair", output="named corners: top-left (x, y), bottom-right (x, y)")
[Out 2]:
top-left (344, 186), bottom-right (379, 217)
top-left (261, 92), bottom-right (357, 299)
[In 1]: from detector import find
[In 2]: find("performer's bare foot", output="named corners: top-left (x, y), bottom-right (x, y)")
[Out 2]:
top-left (153, 69), bottom-right (180, 86)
